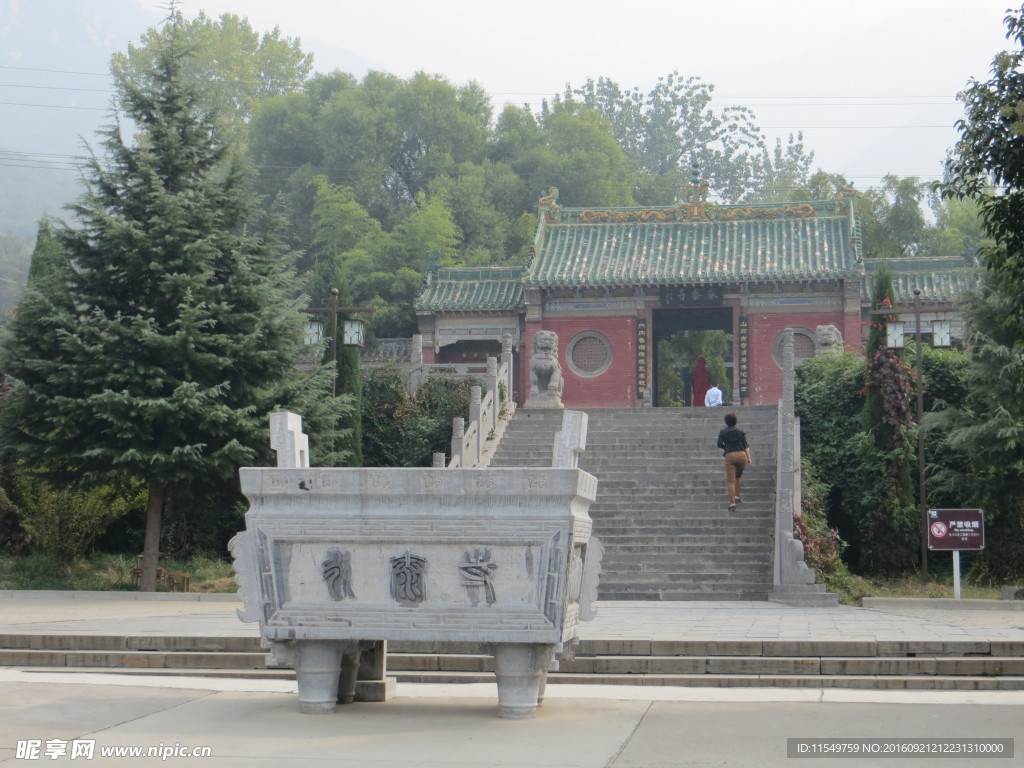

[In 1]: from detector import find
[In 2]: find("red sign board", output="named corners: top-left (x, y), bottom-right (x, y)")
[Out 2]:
top-left (927, 508), bottom-right (985, 551)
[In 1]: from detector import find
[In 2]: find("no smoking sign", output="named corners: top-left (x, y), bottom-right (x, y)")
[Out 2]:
top-left (927, 509), bottom-right (985, 551)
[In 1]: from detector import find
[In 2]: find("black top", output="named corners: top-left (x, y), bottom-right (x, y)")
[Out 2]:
top-left (717, 425), bottom-right (748, 455)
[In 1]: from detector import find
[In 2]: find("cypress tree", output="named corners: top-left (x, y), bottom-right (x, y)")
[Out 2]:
top-left (859, 265), bottom-right (917, 574)
top-left (0, 19), bottom-right (330, 589)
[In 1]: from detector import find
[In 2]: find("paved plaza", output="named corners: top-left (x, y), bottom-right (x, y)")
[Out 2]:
top-left (1, 592), bottom-right (1023, 767)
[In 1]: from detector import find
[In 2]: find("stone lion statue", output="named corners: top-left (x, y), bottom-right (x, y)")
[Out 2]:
top-left (815, 325), bottom-right (843, 355)
top-left (529, 330), bottom-right (564, 401)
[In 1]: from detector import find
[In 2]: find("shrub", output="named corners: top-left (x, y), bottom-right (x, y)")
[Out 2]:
top-left (795, 460), bottom-right (853, 596)
top-left (15, 476), bottom-right (145, 563)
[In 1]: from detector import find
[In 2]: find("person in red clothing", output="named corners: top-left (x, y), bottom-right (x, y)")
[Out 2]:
top-left (716, 412), bottom-right (751, 512)
top-left (691, 356), bottom-right (710, 407)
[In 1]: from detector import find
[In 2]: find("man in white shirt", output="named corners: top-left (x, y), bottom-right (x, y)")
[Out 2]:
top-left (704, 382), bottom-right (723, 407)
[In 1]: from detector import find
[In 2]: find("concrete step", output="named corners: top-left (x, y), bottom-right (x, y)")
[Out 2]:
top-left (8, 634), bottom-right (1022, 691)
top-left (389, 669), bottom-right (1024, 691)
top-left (386, 652), bottom-right (1024, 677)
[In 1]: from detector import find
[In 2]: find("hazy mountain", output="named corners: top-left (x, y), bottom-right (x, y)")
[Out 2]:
top-left (1, 0), bottom-right (160, 238)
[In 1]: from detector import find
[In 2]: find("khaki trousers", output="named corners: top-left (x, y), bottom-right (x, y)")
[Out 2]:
top-left (723, 451), bottom-right (748, 505)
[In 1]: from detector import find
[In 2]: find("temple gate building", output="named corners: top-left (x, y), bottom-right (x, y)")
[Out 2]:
top-left (414, 186), bottom-right (979, 408)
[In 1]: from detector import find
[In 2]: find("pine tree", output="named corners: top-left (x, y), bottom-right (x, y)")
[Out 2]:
top-left (26, 218), bottom-right (63, 286)
top-left (0, 19), bottom-right (331, 590)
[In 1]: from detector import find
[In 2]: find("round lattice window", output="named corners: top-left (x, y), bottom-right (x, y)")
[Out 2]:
top-left (772, 328), bottom-right (817, 368)
top-left (568, 332), bottom-right (613, 377)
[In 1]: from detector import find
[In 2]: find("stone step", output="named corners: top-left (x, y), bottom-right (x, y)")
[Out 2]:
top-left (389, 669), bottom-right (1024, 691)
top-left (596, 537), bottom-right (773, 547)
top-left (9, 634), bottom-right (1022, 659)
top-left (23, 664), bottom-right (1022, 691)
top-left (490, 405), bottom-right (782, 602)
top-left (386, 652), bottom-right (1024, 677)
top-left (0, 648), bottom-right (268, 670)
top-left (602, 556), bottom-right (774, 568)
top-left (9, 646), bottom-right (1023, 681)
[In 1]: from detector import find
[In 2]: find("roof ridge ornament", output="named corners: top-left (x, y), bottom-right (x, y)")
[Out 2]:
top-left (538, 187), bottom-right (561, 222)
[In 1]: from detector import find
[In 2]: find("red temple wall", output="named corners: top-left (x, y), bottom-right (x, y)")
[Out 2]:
top-left (524, 316), bottom-right (640, 409)
top-left (745, 311), bottom-right (852, 405)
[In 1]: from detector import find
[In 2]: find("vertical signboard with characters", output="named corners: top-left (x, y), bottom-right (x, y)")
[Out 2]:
top-left (636, 319), bottom-right (648, 399)
top-left (738, 317), bottom-right (750, 402)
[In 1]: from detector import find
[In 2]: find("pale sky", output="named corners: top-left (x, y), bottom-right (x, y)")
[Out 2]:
top-left (2, 0), bottom-right (1014, 197)
top-left (140, 0), bottom-right (1016, 190)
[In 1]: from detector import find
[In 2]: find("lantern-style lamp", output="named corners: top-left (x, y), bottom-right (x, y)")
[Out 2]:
top-left (342, 318), bottom-right (365, 347)
top-left (303, 315), bottom-right (323, 345)
top-left (886, 321), bottom-right (906, 349)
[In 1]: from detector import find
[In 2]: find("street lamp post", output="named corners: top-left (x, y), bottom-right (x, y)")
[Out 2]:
top-left (300, 288), bottom-right (371, 397)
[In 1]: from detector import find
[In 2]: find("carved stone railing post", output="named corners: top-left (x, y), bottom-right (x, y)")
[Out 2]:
top-left (411, 333), bottom-right (424, 365)
top-left (470, 386), bottom-right (483, 464)
top-left (772, 328), bottom-right (818, 600)
top-left (451, 417), bottom-right (465, 468)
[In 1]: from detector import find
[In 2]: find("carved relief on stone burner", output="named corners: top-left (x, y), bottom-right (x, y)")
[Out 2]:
top-left (389, 551), bottom-right (427, 606)
top-left (322, 548), bottom-right (356, 601)
top-left (458, 548), bottom-right (498, 605)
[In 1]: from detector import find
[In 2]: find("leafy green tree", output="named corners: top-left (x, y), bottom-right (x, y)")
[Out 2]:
top-left (534, 100), bottom-right (637, 207)
top-left (933, 4), bottom-right (1024, 580)
top-left (925, 283), bottom-right (1024, 580)
top-left (427, 161), bottom-right (526, 264)
top-left (0, 24), bottom-right (335, 590)
top-left (943, 5), bottom-right (1024, 331)
top-left (745, 133), bottom-right (816, 203)
top-left (315, 71), bottom-right (491, 225)
top-left (859, 176), bottom-right (928, 258)
top-left (566, 72), bottom-right (766, 203)
top-left (111, 9), bottom-right (312, 140)
top-left (925, 193), bottom-right (992, 259)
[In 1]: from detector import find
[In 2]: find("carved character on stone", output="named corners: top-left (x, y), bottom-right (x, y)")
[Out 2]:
top-left (322, 548), bottom-right (356, 601)
top-left (528, 330), bottom-right (564, 401)
top-left (459, 548), bottom-right (498, 605)
top-left (390, 552), bottom-right (427, 606)
top-left (815, 325), bottom-right (843, 355)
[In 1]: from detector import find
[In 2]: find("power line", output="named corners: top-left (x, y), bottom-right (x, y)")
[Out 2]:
top-left (0, 101), bottom-right (109, 111)
top-left (0, 64), bottom-right (109, 77)
top-left (0, 83), bottom-right (113, 94)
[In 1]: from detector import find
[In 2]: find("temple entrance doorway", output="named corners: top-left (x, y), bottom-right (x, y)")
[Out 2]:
top-left (652, 307), bottom-right (734, 408)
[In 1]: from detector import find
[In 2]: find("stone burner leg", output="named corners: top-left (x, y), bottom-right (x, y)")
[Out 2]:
top-left (295, 640), bottom-right (346, 714)
top-left (491, 643), bottom-right (556, 719)
top-left (337, 641), bottom-right (363, 705)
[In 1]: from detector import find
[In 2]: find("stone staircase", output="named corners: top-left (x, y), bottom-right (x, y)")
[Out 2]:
top-left (490, 407), bottom-right (779, 601)
top-left (5, 634), bottom-right (1023, 691)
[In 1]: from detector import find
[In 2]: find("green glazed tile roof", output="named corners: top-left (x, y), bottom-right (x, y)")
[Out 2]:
top-left (863, 258), bottom-right (983, 305)
top-left (415, 266), bottom-right (524, 312)
top-left (527, 205), bottom-right (860, 287)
